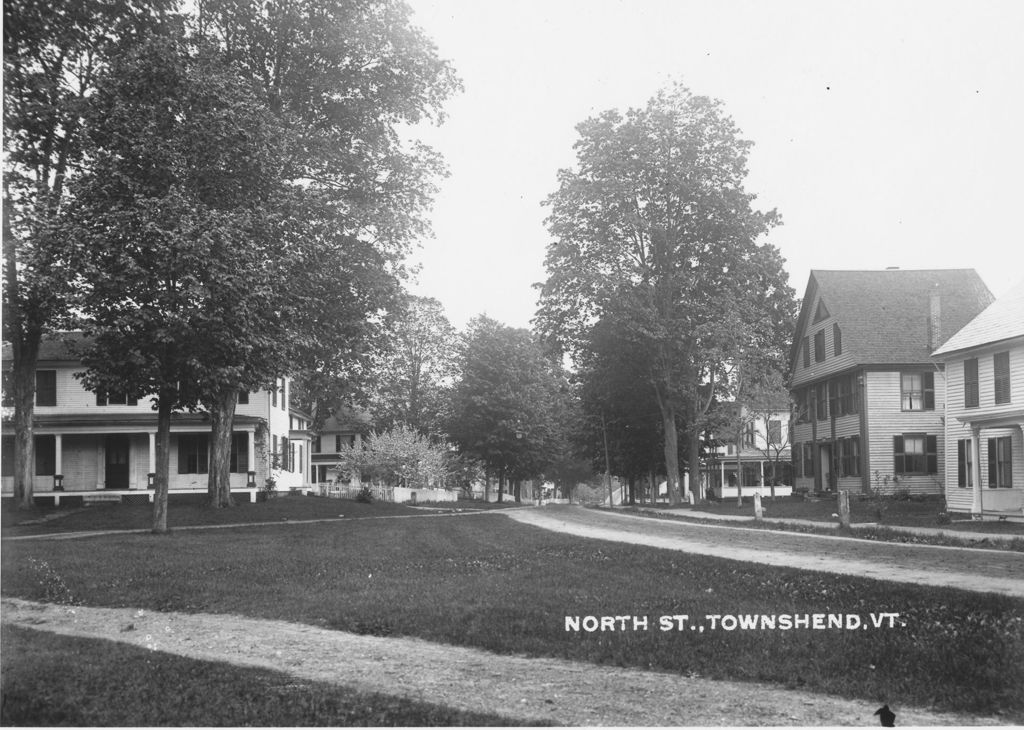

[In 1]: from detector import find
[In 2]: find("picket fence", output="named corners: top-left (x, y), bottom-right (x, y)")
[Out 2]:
top-left (315, 483), bottom-right (457, 504)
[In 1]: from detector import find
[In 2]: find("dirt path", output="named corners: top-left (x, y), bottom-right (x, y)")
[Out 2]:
top-left (507, 507), bottom-right (1024, 598)
top-left (1, 598), bottom-right (992, 727)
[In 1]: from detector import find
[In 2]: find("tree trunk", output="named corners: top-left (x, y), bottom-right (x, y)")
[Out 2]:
top-left (497, 467), bottom-right (504, 503)
top-left (9, 340), bottom-right (39, 510)
top-left (152, 388), bottom-right (174, 533)
top-left (206, 388), bottom-right (238, 508)
top-left (658, 400), bottom-right (682, 505)
top-left (687, 429), bottom-right (701, 503)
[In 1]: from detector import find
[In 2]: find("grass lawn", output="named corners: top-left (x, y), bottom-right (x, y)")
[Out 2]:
top-left (3, 510), bottom-right (1023, 722)
top-left (0, 494), bottom-right (510, 536)
top-left (645, 494), bottom-right (1024, 533)
top-left (0, 625), bottom-right (525, 727)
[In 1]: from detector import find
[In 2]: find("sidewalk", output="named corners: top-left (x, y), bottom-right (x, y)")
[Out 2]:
top-left (628, 506), bottom-right (1023, 543)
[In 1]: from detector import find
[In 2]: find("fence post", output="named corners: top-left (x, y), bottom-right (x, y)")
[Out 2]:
top-left (753, 492), bottom-right (763, 520)
top-left (838, 489), bottom-right (851, 528)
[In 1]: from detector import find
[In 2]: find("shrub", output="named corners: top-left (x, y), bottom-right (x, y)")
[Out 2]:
top-left (355, 485), bottom-right (374, 504)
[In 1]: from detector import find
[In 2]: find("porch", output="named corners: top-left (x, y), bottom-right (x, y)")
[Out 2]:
top-left (30, 486), bottom-right (259, 507)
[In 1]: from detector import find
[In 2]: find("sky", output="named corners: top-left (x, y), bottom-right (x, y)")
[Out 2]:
top-left (403, 0), bottom-right (1024, 330)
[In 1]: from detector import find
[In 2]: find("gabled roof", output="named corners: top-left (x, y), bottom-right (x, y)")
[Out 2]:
top-left (790, 269), bottom-right (993, 371)
top-left (932, 279), bottom-right (1024, 357)
top-left (2, 332), bottom-right (91, 364)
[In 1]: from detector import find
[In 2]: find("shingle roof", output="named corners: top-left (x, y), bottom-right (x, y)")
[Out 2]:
top-left (1, 332), bottom-right (91, 364)
top-left (793, 269), bottom-right (993, 367)
top-left (932, 279), bottom-right (1024, 357)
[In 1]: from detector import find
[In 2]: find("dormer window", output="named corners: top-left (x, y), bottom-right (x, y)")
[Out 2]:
top-left (813, 299), bottom-right (830, 323)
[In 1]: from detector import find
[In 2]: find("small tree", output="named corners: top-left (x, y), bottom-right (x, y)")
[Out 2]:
top-left (336, 426), bottom-right (454, 490)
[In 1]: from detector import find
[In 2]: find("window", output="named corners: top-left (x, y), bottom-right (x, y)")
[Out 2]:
top-left (833, 374), bottom-right (859, 416)
top-left (964, 358), bottom-right (979, 408)
top-left (833, 323), bottom-right (842, 356)
top-left (815, 382), bottom-right (828, 421)
top-left (988, 437), bottom-right (1013, 488)
top-left (957, 439), bottom-right (973, 488)
top-left (34, 435), bottom-right (56, 476)
top-left (802, 336), bottom-right (810, 368)
top-left (803, 443), bottom-right (815, 477)
top-left (994, 352), bottom-right (1011, 404)
top-left (238, 390), bottom-right (249, 405)
top-left (795, 389), bottom-right (810, 423)
top-left (742, 422), bottom-right (756, 448)
top-left (178, 435), bottom-right (209, 474)
top-left (35, 371), bottom-right (56, 406)
top-left (893, 433), bottom-right (937, 475)
top-left (837, 437), bottom-right (859, 477)
top-left (281, 436), bottom-right (290, 471)
top-left (230, 432), bottom-right (248, 473)
top-left (814, 330), bottom-right (825, 362)
top-left (96, 390), bottom-right (137, 406)
top-left (767, 420), bottom-right (782, 444)
top-left (792, 444), bottom-right (802, 478)
top-left (901, 371), bottom-right (935, 411)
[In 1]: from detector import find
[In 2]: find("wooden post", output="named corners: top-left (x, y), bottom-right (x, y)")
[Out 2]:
top-left (753, 491), bottom-right (763, 520)
top-left (838, 489), bottom-right (851, 528)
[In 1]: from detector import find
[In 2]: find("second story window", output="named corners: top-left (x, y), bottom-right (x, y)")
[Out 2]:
top-left (901, 371), bottom-right (934, 411)
top-left (96, 390), bottom-right (137, 406)
top-left (815, 382), bottom-right (828, 421)
top-left (36, 370), bottom-right (57, 406)
top-left (238, 390), bottom-right (249, 405)
top-left (767, 419), bottom-right (782, 444)
top-left (833, 323), bottom-right (843, 356)
top-left (814, 330), bottom-right (825, 362)
top-left (964, 358), bottom-right (979, 408)
top-left (994, 352), bottom-right (1011, 404)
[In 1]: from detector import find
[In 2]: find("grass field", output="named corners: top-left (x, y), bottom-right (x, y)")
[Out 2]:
top-left (3, 499), bottom-right (1023, 725)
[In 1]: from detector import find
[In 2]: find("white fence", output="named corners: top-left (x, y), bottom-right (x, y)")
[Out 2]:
top-left (314, 483), bottom-right (457, 504)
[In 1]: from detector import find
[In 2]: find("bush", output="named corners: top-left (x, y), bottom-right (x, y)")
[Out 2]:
top-left (355, 485), bottom-right (374, 504)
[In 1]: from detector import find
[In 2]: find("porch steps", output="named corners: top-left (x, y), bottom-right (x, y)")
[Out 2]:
top-left (82, 493), bottom-right (124, 505)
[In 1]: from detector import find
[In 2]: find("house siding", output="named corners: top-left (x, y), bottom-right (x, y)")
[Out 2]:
top-left (791, 289), bottom-right (858, 388)
top-left (864, 370), bottom-right (946, 494)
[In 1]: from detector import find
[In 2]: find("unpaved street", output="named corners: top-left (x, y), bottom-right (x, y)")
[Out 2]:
top-left (507, 506), bottom-right (1024, 597)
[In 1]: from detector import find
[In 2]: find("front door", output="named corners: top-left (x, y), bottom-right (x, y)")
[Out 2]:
top-left (105, 435), bottom-right (130, 490)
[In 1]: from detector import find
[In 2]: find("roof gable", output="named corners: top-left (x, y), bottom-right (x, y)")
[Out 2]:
top-left (791, 269), bottom-right (993, 371)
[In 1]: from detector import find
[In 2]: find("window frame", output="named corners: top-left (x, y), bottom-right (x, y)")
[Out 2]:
top-left (893, 433), bottom-right (938, 475)
top-left (814, 330), bottom-right (825, 363)
top-left (987, 436), bottom-right (1013, 488)
top-left (900, 370), bottom-right (935, 411)
top-left (177, 434), bottom-right (209, 475)
top-left (35, 370), bottom-right (57, 407)
top-left (802, 443), bottom-right (815, 477)
top-left (838, 436), bottom-right (860, 478)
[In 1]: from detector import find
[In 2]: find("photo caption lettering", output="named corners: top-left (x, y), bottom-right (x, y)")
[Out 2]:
top-left (565, 613), bottom-right (904, 633)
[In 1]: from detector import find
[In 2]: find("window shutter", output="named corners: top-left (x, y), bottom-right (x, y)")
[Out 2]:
top-left (893, 435), bottom-right (905, 474)
top-left (926, 435), bottom-right (938, 473)
top-left (923, 371), bottom-right (935, 410)
top-left (802, 337), bottom-right (810, 368)
top-left (957, 440), bottom-right (967, 487)
top-left (988, 438), bottom-right (997, 487)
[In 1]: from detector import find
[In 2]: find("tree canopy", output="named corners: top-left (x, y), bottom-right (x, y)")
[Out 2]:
top-left (536, 84), bottom-right (796, 503)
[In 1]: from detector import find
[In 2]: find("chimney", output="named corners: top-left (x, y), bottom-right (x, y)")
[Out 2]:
top-left (929, 285), bottom-right (942, 350)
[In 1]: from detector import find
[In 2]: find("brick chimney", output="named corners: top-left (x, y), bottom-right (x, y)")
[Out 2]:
top-left (928, 285), bottom-right (942, 350)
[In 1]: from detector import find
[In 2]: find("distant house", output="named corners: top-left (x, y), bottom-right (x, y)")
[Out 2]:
top-left (932, 280), bottom-right (1024, 518)
top-left (1, 333), bottom-right (308, 505)
top-left (309, 406), bottom-right (372, 486)
top-left (703, 405), bottom-right (793, 499)
top-left (789, 269), bottom-right (993, 496)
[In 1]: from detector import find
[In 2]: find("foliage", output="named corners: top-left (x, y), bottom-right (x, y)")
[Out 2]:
top-left (367, 295), bottom-right (460, 436)
top-left (536, 83), bottom-right (797, 505)
top-left (355, 485), bottom-right (375, 504)
top-left (2, 0), bottom-right (175, 508)
top-left (337, 426), bottom-right (455, 489)
top-left (447, 316), bottom-right (568, 491)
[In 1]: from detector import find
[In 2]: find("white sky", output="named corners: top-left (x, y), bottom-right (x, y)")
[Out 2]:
top-left (404, 0), bottom-right (1024, 330)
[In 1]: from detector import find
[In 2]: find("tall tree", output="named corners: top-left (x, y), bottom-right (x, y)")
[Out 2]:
top-left (62, 31), bottom-right (291, 531)
top-left (368, 295), bottom-right (459, 436)
top-left (3, 0), bottom-right (174, 509)
top-left (536, 83), bottom-right (796, 505)
top-left (447, 316), bottom-right (564, 502)
top-left (190, 0), bottom-right (460, 502)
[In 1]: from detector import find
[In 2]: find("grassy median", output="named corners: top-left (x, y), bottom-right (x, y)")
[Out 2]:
top-left (2, 503), bottom-right (1022, 722)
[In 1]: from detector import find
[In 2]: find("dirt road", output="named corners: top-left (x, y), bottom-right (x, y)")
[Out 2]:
top-left (507, 506), bottom-right (1024, 597)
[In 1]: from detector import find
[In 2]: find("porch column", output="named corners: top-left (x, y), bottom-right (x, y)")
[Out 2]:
top-left (759, 460), bottom-right (765, 486)
top-left (720, 462), bottom-right (726, 491)
top-left (247, 431), bottom-right (256, 476)
top-left (970, 426), bottom-right (982, 516)
top-left (53, 434), bottom-right (63, 490)
top-left (148, 431), bottom-right (156, 486)
top-left (95, 442), bottom-right (105, 489)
